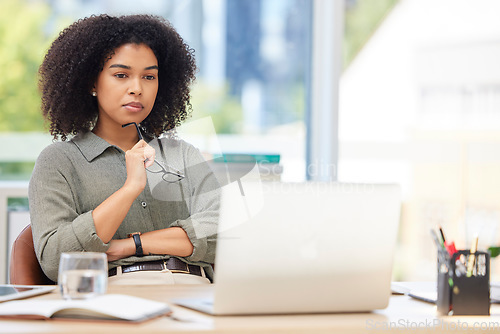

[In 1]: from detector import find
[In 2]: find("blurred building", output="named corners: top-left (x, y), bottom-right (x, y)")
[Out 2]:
top-left (339, 0), bottom-right (500, 280)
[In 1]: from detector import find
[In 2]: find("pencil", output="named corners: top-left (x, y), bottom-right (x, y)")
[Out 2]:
top-left (466, 235), bottom-right (478, 277)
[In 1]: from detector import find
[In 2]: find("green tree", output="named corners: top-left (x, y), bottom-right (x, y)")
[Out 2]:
top-left (343, 0), bottom-right (399, 70)
top-left (0, 0), bottom-right (52, 131)
top-left (190, 81), bottom-right (244, 134)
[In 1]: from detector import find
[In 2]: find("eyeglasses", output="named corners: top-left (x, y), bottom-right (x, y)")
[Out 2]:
top-left (122, 122), bottom-right (185, 183)
top-left (146, 159), bottom-right (185, 183)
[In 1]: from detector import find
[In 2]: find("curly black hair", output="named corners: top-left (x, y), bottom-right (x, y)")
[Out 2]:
top-left (39, 14), bottom-right (196, 141)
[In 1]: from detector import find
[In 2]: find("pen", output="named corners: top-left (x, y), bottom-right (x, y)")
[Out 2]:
top-left (466, 235), bottom-right (479, 277)
top-left (438, 226), bottom-right (457, 257)
top-left (430, 229), bottom-right (445, 251)
top-left (439, 226), bottom-right (446, 244)
top-left (455, 254), bottom-right (467, 277)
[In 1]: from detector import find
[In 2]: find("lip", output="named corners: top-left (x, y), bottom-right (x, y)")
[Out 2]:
top-left (123, 102), bottom-right (144, 112)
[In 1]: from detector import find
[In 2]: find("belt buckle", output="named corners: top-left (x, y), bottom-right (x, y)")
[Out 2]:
top-left (167, 259), bottom-right (190, 274)
top-left (162, 260), bottom-right (170, 273)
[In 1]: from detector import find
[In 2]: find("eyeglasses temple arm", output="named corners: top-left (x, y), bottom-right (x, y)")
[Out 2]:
top-left (122, 122), bottom-right (144, 141)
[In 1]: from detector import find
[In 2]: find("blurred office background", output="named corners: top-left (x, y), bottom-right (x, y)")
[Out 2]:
top-left (2, 0), bottom-right (500, 282)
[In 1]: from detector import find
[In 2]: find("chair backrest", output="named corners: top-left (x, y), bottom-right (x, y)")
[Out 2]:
top-left (10, 225), bottom-right (54, 285)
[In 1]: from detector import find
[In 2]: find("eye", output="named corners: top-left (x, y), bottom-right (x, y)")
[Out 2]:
top-left (143, 75), bottom-right (156, 81)
top-left (114, 73), bottom-right (127, 79)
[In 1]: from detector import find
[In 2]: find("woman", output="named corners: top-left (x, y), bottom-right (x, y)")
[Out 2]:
top-left (30, 14), bottom-right (219, 284)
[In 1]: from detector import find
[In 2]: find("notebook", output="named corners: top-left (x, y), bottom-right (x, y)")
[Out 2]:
top-left (175, 181), bottom-right (401, 315)
top-left (0, 294), bottom-right (170, 322)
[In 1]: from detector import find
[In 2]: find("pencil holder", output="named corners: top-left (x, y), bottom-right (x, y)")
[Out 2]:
top-left (437, 249), bottom-right (490, 316)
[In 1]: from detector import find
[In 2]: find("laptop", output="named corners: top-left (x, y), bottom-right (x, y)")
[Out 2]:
top-left (174, 181), bottom-right (401, 315)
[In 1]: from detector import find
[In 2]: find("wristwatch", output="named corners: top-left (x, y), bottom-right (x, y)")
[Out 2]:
top-left (127, 232), bottom-right (143, 257)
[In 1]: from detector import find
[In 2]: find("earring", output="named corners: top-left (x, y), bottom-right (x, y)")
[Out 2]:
top-left (91, 91), bottom-right (97, 97)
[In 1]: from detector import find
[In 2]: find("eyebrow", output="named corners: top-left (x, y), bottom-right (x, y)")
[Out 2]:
top-left (109, 64), bottom-right (159, 70)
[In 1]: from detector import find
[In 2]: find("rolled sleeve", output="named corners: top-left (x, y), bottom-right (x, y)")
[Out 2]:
top-left (72, 211), bottom-right (109, 252)
top-left (170, 205), bottom-right (219, 263)
top-left (169, 142), bottom-right (220, 264)
top-left (170, 217), bottom-right (208, 262)
top-left (29, 144), bottom-right (109, 282)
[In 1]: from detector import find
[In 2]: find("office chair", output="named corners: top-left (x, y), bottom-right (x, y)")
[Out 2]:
top-left (9, 225), bottom-right (54, 285)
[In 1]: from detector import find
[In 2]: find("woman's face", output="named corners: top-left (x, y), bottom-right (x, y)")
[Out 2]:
top-left (93, 43), bottom-right (159, 131)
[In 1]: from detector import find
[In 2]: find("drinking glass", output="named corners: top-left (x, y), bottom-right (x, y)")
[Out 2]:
top-left (58, 252), bottom-right (108, 300)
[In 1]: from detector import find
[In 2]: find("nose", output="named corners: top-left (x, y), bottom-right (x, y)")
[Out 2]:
top-left (128, 78), bottom-right (142, 95)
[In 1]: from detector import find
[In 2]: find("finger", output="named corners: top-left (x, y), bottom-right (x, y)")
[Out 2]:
top-left (143, 144), bottom-right (156, 168)
top-left (144, 158), bottom-right (154, 168)
top-left (125, 149), bottom-right (149, 170)
top-left (133, 139), bottom-right (148, 149)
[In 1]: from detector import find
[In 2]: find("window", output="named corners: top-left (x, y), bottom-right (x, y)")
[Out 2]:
top-left (44, 0), bottom-right (313, 181)
top-left (339, 0), bottom-right (500, 280)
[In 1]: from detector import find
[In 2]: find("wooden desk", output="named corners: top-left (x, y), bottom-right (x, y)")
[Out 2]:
top-left (2, 285), bottom-right (500, 333)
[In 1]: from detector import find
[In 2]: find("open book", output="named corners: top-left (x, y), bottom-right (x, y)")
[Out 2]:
top-left (0, 294), bottom-right (170, 322)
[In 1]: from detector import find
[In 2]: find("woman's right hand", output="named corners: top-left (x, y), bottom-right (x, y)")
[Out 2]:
top-left (123, 140), bottom-right (156, 195)
top-left (93, 140), bottom-right (155, 243)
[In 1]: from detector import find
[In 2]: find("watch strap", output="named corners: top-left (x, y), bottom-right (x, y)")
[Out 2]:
top-left (131, 234), bottom-right (144, 257)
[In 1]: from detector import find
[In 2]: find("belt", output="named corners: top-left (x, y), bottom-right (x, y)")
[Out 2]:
top-left (108, 258), bottom-right (203, 277)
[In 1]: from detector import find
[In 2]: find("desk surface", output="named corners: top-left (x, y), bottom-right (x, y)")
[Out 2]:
top-left (2, 284), bottom-right (500, 334)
